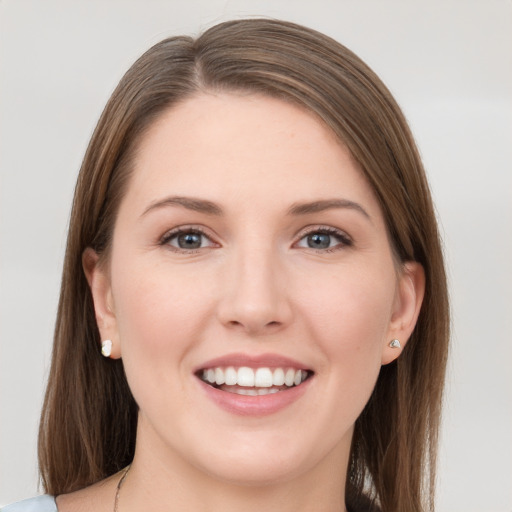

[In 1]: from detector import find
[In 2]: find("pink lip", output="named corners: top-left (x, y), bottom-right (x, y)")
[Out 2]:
top-left (195, 352), bottom-right (311, 371)
top-left (197, 376), bottom-right (312, 416)
top-left (194, 352), bottom-right (313, 416)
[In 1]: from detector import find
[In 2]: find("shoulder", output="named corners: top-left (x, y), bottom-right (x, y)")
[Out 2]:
top-left (1, 496), bottom-right (57, 512)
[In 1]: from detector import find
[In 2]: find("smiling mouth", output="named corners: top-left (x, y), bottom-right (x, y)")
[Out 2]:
top-left (197, 366), bottom-right (313, 396)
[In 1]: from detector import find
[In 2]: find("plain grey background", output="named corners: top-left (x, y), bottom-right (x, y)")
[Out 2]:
top-left (1, 1), bottom-right (511, 510)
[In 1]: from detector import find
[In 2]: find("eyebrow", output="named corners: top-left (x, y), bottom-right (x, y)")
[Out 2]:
top-left (141, 196), bottom-right (371, 221)
top-left (141, 196), bottom-right (223, 217)
top-left (287, 199), bottom-right (372, 221)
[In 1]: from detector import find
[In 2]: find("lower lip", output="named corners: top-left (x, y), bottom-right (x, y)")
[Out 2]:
top-left (197, 377), bottom-right (312, 416)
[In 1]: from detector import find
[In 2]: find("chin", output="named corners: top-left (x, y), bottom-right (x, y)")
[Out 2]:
top-left (186, 429), bottom-right (333, 488)
top-left (200, 456), bottom-right (308, 488)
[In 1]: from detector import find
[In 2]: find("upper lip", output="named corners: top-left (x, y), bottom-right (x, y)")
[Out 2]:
top-left (195, 352), bottom-right (311, 372)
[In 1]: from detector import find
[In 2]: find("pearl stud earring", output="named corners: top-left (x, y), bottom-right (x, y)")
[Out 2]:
top-left (389, 339), bottom-right (401, 349)
top-left (101, 339), bottom-right (112, 357)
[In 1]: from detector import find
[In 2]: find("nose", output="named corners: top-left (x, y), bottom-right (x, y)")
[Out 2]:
top-left (216, 243), bottom-right (293, 335)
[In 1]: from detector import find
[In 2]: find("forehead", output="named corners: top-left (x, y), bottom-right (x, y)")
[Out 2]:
top-left (123, 92), bottom-right (380, 218)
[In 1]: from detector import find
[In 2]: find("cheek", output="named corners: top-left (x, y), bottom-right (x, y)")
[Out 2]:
top-left (297, 264), bottom-right (395, 394)
top-left (109, 259), bottom-right (216, 402)
top-left (301, 264), bottom-right (395, 347)
top-left (112, 256), bottom-right (214, 340)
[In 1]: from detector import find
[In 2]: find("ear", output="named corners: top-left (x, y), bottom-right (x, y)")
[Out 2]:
top-left (381, 261), bottom-right (425, 365)
top-left (82, 247), bottom-right (121, 359)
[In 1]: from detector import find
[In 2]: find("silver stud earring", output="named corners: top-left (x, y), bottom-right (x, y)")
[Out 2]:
top-left (389, 339), bottom-right (401, 349)
top-left (101, 339), bottom-right (112, 357)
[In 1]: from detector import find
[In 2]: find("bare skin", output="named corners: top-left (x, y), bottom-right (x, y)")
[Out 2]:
top-left (59, 93), bottom-right (423, 512)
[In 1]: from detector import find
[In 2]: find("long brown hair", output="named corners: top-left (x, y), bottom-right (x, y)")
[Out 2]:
top-left (39, 19), bottom-right (449, 511)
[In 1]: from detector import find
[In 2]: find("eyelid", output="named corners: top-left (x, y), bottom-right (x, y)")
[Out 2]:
top-left (294, 225), bottom-right (353, 250)
top-left (159, 225), bottom-right (220, 251)
top-left (158, 224), bottom-right (352, 252)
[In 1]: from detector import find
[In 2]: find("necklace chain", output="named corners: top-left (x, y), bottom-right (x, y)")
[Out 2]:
top-left (111, 463), bottom-right (347, 512)
top-left (113, 465), bottom-right (130, 512)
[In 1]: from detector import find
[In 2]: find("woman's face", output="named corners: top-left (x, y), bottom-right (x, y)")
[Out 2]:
top-left (87, 93), bottom-right (423, 486)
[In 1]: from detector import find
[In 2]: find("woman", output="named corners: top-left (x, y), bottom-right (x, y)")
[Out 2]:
top-left (3, 18), bottom-right (449, 512)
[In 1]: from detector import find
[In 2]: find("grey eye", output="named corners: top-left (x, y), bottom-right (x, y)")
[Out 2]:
top-left (307, 233), bottom-right (331, 249)
top-left (296, 228), bottom-right (352, 251)
top-left (176, 232), bottom-right (203, 249)
top-left (164, 229), bottom-right (215, 250)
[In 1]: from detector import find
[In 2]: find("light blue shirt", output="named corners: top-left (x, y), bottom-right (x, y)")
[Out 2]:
top-left (0, 496), bottom-right (57, 512)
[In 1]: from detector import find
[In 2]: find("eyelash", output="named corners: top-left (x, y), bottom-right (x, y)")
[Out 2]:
top-left (295, 226), bottom-right (353, 253)
top-left (159, 225), bottom-right (353, 253)
top-left (159, 227), bottom-right (216, 253)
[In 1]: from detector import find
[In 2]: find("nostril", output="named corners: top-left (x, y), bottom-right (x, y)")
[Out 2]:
top-left (226, 319), bottom-right (281, 330)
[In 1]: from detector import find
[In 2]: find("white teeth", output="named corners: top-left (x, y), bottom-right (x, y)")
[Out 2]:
top-left (226, 387), bottom-right (284, 396)
top-left (200, 366), bottom-right (310, 389)
top-left (237, 367), bottom-right (255, 387)
top-left (206, 368), bottom-right (216, 384)
top-left (225, 366), bottom-right (237, 385)
top-left (284, 368), bottom-right (295, 387)
top-left (235, 388), bottom-right (259, 396)
top-left (254, 368), bottom-right (273, 387)
top-left (215, 368), bottom-right (225, 385)
top-left (257, 387), bottom-right (281, 395)
top-left (272, 368), bottom-right (285, 386)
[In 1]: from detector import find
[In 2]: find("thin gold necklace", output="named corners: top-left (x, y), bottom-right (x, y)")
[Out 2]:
top-left (113, 465), bottom-right (130, 512)
top-left (112, 464), bottom-right (348, 512)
